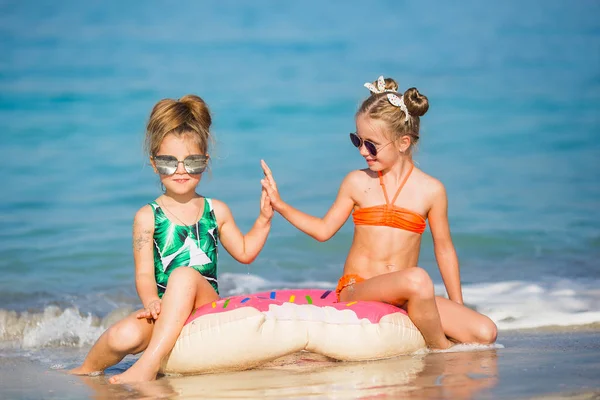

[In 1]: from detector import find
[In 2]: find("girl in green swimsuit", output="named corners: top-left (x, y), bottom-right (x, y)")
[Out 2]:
top-left (70, 95), bottom-right (273, 383)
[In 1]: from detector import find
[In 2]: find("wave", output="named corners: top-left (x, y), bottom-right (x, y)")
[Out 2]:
top-left (1, 274), bottom-right (599, 350)
top-left (463, 278), bottom-right (600, 330)
top-left (0, 305), bottom-right (134, 349)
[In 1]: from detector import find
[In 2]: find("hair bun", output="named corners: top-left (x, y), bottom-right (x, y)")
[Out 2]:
top-left (381, 77), bottom-right (398, 92)
top-left (402, 87), bottom-right (429, 117)
top-left (179, 94), bottom-right (212, 129)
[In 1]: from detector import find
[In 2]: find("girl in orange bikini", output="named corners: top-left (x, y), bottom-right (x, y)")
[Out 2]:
top-left (261, 76), bottom-right (497, 350)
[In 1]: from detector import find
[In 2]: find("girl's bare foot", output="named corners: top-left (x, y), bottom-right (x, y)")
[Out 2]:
top-left (429, 338), bottom-right (455, 351)
top-left (108, 362), bottom-right (159, 384)
top-left (430, 338), bottom-right (456, 352)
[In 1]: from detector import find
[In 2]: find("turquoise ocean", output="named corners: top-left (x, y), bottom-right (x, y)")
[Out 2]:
top-left (0, 0), bottom-right (599, 377)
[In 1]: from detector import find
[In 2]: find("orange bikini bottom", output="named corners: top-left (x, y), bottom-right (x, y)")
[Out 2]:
top-left (335, 274), bottom-right (365, 302)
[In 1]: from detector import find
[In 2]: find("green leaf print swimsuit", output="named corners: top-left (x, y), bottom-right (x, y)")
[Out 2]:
top-left (149, 198), bottom-right (219, 298)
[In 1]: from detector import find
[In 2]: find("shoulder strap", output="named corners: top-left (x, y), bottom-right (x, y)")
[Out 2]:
top-left (390, 164), bottom-right (414, 205)
top-left (147, 201), bottom-right (160, 227)
top-left (204, 197), bottom-right (213, 211)
top-left (148, 200), bottom-right (160, 214)
top-left (378, 165), bottom-right (414, 206)
top-left (377, 171), bottom-right (391, 205)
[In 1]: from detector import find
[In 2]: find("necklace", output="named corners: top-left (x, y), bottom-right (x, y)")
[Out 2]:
top-left (159, 197), bottom-right (203, 247)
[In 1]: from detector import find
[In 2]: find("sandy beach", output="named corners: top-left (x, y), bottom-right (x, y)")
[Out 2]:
top-left (1, 327), bottom-right (598, 399)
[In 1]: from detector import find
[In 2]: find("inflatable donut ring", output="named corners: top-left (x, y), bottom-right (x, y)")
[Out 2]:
top-left (160, 289), bottom-right (425, 374)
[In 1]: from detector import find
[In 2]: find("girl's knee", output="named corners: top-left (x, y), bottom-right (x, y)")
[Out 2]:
top-left (475, 317), bottom-right (498, 344)
top-left (164, 267), bottom-right (216, 304)
top-left (106, 319), bottom-right (147, 354)
top-left (401, 267), bottom-right (435, 299)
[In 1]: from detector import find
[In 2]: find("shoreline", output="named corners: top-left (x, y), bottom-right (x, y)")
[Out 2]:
top-left (500, 322), bottom-right (600, 334)
top-left (1, 328), bottom-right (599, 399)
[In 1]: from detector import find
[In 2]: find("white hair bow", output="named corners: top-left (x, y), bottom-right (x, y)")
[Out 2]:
top-left (387, 93), bottom-right (410, 122)
top-left (363, 76), bottom-right (394, 94)
top-left (363, 75), bottom-right (410, 122)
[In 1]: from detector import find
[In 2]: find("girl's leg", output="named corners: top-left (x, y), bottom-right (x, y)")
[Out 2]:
top-left (109, 267), bottom-right (219, 384)
top-left (340, 267), bottom-right (453, 350)
top-left (435, 297), bottom-right (498, 344)
top-left (69, 311), bottom-right (154, 375)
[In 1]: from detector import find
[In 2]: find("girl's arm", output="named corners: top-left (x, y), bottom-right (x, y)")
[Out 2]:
top-left (261, 160), bottom-right (355, 242)
top-left (132, 205), bottom-right (162, 319)
top-left (428, 181), bottom-right (464, 305)
top-left (213, 187), bottom-right (273, 264)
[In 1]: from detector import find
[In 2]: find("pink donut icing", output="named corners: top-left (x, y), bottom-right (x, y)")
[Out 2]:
top-left (185, 289), bottom-right (406, 325)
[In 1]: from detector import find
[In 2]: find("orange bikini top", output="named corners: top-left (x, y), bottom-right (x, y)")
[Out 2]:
top-left (352, 164), bottom-right (426, 234)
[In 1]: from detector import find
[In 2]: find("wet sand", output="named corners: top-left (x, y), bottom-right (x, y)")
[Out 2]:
top-left (1, 329), bottom-right (599, 399)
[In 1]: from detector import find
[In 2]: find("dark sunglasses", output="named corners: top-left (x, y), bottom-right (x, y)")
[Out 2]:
top-left (152, 155), bottom-right (208, 175)
top-left (349, 133), bottom-right (392, 157)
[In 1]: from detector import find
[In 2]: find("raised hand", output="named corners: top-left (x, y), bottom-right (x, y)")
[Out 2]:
top-left (260, 160), bottom-right (283, 211)
top-left (259, 186), bottom-right (273, 220)
top-left (136, 299), bottom-right (161, 320)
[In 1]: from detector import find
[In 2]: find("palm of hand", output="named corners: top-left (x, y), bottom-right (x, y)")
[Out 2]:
top-left (260, 160), bottom-right (282, 211)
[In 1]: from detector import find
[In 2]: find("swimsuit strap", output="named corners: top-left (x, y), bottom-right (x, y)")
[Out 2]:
top-left (377, 164), bottom-right (414, 206)
top-left (377, 172), bottom-right (391, 205)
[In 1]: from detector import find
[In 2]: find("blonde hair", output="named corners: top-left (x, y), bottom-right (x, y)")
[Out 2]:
top-left (357, 77), bottom-right (429, 154)
top-left (145, 94), bottom-right (212, 157)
